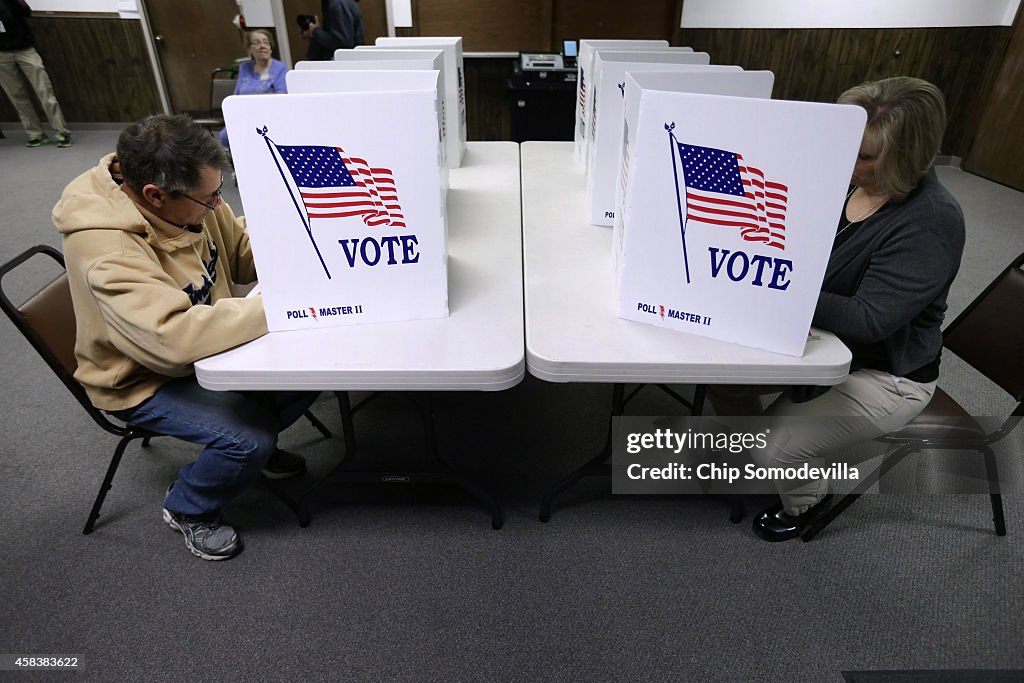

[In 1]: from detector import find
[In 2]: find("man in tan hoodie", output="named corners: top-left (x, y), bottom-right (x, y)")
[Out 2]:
top-left (53, 114), bottom-right (318, 561)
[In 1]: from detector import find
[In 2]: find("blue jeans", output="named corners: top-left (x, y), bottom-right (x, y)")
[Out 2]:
top-left (111, 377), bottom-right (318, 516)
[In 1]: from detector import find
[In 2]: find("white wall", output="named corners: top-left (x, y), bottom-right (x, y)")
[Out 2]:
top-left (241, 0), bottom-right (274, 28)
top-left (681, 0), bottom-right (1022, 29)
top-left (31, 0), bottom-right (123, 13)
top-left (388, 0), bottom-right (412, 28)
top-left (30, 0), bottom-right (140, 19)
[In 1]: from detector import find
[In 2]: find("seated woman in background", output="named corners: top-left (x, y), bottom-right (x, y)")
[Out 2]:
top-left (709, 76), bottom-right (966, 541)
top-left (219, 29), bottom-right (288, 148)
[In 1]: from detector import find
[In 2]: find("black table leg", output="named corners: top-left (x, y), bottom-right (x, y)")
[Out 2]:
top-left (298, 391), bottom-right (504, 530)
top-left (539, 384), bottom-right (624, 522)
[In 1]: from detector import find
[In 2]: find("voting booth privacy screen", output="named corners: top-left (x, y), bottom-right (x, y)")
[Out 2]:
top-left (297, 50), bottom-right (459, 169)
top-left (223, 91), bottom-right (448, 332)
top-left (293, 58), bottom-right (448, 163)
top-left (584, 51), bottom-right (714, 226)
top-left (284, 69), bottom-right (448, 173)
top-left (372, 37), bottom-right (467, 164)
top-left (574, 40), bottom-right (672, 166)
top-left (615, 70), bottom-right (776, 248)
top-left (615, 91), bottom-right (866, 356)
top-left (338, 47), bottom-right (464, 168)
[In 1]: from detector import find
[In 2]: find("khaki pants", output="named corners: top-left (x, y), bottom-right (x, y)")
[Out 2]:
top-left (0, 47), bottom-right (68, 138)
top-left (708, 369), bottom-right (935, 515)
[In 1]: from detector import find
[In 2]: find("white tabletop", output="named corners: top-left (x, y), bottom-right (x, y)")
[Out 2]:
top-left (521, 142), bottom-right (852, 385)
top-left (196, 142), bottom-right (525, 392)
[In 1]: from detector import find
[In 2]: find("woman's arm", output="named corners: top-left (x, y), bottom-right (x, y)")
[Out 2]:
top-left (270, 60), bottom-right (288, 93)
top-left (813, 215), bottom-right (962, 344)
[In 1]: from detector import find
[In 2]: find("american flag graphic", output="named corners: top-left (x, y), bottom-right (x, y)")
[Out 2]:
top-left (275, 144), bottom-right (405, 229)
top-left (578, 71), bottom-right (589, 145)
top-left (676, 142), bottom-right (788, 250)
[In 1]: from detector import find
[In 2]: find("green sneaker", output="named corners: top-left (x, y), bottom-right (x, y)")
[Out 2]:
top-left (26, 135), bottom-right (50, 147)
top-left (55, 132), bottom-right (72, 148)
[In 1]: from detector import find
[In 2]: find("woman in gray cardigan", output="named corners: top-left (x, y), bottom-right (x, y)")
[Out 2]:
top-left (709, 77), bottom-right (965, 541)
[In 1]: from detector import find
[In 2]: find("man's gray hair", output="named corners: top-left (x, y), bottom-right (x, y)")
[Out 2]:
top-left (117, 114), bottom-right (229, 195)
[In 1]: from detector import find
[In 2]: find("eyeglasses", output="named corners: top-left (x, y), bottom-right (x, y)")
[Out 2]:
top-left (176, 176), bottom-right (224, 211)
top-left (249, 39), bottom-right (272, 46)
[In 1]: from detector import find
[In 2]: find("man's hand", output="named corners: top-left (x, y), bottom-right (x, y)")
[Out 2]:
top-left (301, 16), bottom-right (319, 40)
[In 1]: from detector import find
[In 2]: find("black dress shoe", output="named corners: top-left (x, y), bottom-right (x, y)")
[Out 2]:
top-left (752, 494), bottom-right (833, 542)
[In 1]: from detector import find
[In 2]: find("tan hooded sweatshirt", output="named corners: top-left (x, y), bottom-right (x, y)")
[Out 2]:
top-left (52, 153), bottom-right (268, 411)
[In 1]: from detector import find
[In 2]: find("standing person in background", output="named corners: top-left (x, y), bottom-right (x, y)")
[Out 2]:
top-left (219, 29), bottom-right (288, 149)
top-left (300, 0), bottom-right (364, 60)
top-left (0, 0), bottom-right (72, 147)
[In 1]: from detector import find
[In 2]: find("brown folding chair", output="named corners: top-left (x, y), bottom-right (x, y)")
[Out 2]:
top-left (803, 250), bottom-right (1024, 541)
top-left (0, 245), bottom-right (331, 534)
top-left (191, 66), bottom-right (238, 131)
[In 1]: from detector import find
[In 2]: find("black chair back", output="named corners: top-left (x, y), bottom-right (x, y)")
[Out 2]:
top-left (943, 252), bottom-right (1024, 404)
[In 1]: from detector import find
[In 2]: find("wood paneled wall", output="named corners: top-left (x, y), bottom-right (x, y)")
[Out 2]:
top-left (674, 26), bottom-right (1015, 158)
top-left (464, 57), bottom-right (515, 141)
top-left (402, 0), bottom-right (548, 51)
top-left (0, 16), bottom-right (162, 124)
top-left (400, 0), bottom-right (684, 51)
top-left (400, 0), bottom-right (1015, 158)
top-left (1, 3), bottom-right (1016, 167)
top-left (964, 7), bottom-right (1024, 190)
top-left (551, 0), bottom-right (682, 48)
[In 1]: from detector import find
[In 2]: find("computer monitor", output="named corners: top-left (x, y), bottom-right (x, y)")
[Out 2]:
top-left (562, 40), bottom-right (578, 58)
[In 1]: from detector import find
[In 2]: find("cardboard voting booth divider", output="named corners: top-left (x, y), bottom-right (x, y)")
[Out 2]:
top-left (294, 58), bottom-right (451, 173)
top-left (328, 49), bottom-right (463, 168)
top-left (585, 49), bottom-right (703, 175)
top-left (371, 37), bottom-right (466, 164)
top-left (285, 69), bottom-right (448, 175)
top-left (584, 51), bottom-right (714, 226)
top-left (222, 90), bottom-right (448, 331)
top-left (574, 40), bottom-right (673, 167)
top-left (615, 91), bottom-right (866, 356)
top-left (614, 69), bottom-right (776, 259)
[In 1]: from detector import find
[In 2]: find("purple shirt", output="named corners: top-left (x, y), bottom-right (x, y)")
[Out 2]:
top-left (220, 59), bottom-right (288, 147)
top-left (234, 58), bottom-right (288, 96)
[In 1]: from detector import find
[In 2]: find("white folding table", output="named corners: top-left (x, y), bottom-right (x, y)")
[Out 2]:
top-left (520, 142), bottom-right (852, 520)
top-left (195, 142), bottom-right (525, 528)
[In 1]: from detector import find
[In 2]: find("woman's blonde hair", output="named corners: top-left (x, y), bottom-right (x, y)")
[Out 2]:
top-left (838, 76), bottom-right (947, 200)
top-left (246, 29), bottom-right (275, 50)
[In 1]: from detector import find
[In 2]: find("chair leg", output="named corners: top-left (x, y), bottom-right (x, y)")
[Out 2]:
top-left (982, 447), bottom-right (1007, 536)
top-left (304, 409), bottom-right (332, 439)
top-left (801, 493), bottom-right (864, 542)
top-left (335, 391), bottom-right (357, 455)
top-left (802, 442), bottom-right (918, 542)
top-left (990, 493), bottom-right (1007, 537)
top-left (728, 496), bottom-right (744, 524)
top-left (83, 434), bottom-right (135, 535)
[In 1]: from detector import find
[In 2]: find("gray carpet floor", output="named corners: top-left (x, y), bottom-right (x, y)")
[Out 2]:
top-left (1, 130), bottom-right (1023, 682)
